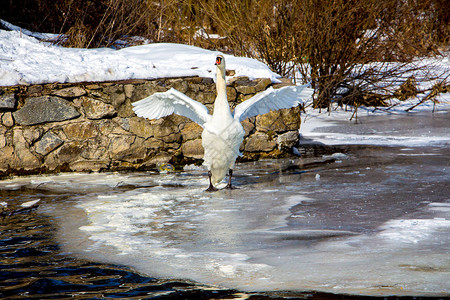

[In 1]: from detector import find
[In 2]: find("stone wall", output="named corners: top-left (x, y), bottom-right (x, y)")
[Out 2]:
top-left (0, 77), bottom-right (300, 177)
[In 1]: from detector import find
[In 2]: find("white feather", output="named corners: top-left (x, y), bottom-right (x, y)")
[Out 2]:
top-left (132, 88), bottom-right (211, 127)
top-left (233, 84), bottom-right (313, 122)
top-left (21, 199), bottom-right (40, 208)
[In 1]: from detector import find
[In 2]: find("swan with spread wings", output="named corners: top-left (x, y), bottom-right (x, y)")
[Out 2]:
top-left (132, 55), bottom-right (312, 191)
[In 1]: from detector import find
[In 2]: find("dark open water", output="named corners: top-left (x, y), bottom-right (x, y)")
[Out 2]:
top-left (0, 200), bottom-right (396, 300)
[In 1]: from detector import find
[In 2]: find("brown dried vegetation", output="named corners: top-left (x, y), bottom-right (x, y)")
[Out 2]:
top-left (1, 0), bottom-right (449, 108)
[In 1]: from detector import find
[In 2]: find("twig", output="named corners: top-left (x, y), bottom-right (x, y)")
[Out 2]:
top-left (405, 90), bottom-right (436, 112)
top-left (349, 103), bottom-right (359, 123)
top-left (113, 181), bottom-right (124, 189)
top-left (385, 102), bottom-right (402, 111)
top-left (372, 107), bottom-right (401, 115)
top-left (406, 75), bottom-right (449, 112)
top-left (0, 204), bottom-right (39, 217)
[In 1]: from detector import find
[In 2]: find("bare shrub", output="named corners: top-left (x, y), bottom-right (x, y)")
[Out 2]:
top-left (2, 0), bottom-right (448, 108)
top-left (199, 1), bottom-right (298, 75)
top-left (61, 0), bottom-right (155, 48)
top-left (197, 0), bottom-right (448, 108)
top-left (291, 0), bottom-right (449, 108)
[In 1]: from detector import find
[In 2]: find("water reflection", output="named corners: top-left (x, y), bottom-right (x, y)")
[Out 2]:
top-left (0, 204), bottom-right (239, 299)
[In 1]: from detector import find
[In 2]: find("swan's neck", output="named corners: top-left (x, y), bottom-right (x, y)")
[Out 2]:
top-left (213, 67), bottom-right (231, 118)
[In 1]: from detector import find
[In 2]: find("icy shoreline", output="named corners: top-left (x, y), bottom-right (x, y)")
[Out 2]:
top-left (299, 104), bottom-right (450, 147)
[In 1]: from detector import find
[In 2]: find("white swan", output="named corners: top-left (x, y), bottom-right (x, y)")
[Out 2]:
top-left (132, 55), bottom-right (312, 191)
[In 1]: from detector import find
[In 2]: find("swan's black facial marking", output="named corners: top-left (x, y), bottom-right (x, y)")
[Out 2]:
top-left (215, 56), bottom-right (223, 65)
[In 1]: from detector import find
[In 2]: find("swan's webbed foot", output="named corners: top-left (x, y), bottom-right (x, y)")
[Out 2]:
top-left (205, 171), bottom-right (218, 192)
top-left (223, 169), bottom-right (238, 190)
top-left (205, 184), bottom-right (219, 192)
top-left (224, 183), bottom-right (238, 190)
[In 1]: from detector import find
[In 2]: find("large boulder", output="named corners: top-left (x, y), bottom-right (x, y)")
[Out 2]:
top-left (74, 97), bottom-right (116, 120)
top-left (13, 96), bottom-right (80, 125)
top-left (181, 139), bottom-right (204, 159)
top-left (0, 93), bottom-right (16, 110)
top-left (34, 131), bottom-right (64, 156)
top-left (244, 132), bottom-right (277, 152)
top-left (52, 86), bottom-right (86, 98)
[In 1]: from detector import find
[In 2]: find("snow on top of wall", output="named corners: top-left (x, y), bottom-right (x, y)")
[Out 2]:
top-left (0, 29), bottom-right (281, 86)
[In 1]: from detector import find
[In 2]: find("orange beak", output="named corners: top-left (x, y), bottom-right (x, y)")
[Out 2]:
top-left (215, 57), bottom-right (222, 65)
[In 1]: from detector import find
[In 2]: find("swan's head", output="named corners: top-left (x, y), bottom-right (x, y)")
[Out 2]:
top-left (215, 55), bottom-right (225, 70)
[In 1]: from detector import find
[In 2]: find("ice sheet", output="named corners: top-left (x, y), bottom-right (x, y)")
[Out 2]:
top-left (1, 107), bottom-right (448, 297)
top-left (10, 139), bottom-right (442, 297)
top-left (48, 164), bottom-right (449, 296)
top-left (300, 107), bottom-right (450, 147)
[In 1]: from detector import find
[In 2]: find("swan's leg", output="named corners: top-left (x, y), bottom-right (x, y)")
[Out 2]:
top-left (205, 171), bottom-right (218, 192)
top-left (225, 169), bottom-right (238, 190)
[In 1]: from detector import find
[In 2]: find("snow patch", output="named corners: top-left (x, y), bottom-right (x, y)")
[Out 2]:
top-left (378, 219), bottom-right (450, 244)
top-left (0, 29), bottom-right (280, 86)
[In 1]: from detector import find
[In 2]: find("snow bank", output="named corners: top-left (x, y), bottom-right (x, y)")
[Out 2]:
top-left (0, 19), bottom-right (64, 42)
top-left (0, 29), bottom-right (280, 86)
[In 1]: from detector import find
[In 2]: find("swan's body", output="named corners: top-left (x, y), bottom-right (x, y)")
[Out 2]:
top-left (132, 55), bottom-right (312, 190)
top-left (201, 57), bottom-right (244, 187)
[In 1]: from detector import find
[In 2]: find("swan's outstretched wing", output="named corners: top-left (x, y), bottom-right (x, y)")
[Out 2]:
top-left (132, 88), bottom-right (211, 127)
top-left (233, 84), bottom-right (313, 122)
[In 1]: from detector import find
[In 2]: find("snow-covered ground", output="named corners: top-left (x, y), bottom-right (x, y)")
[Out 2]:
top-left (0, 28), bottom-right (279, 86)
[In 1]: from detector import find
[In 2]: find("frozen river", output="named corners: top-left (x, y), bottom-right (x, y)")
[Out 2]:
top-left (1, 110), bottom-right (449, 298)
